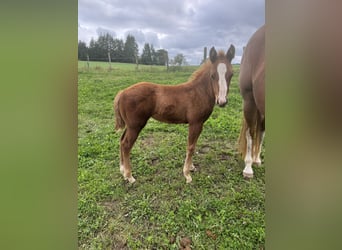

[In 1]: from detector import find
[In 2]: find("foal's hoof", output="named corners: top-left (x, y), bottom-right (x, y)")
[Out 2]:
top-left (124, 176), bottom-right (136, 183)
top-left (243, 171), bottom-right (254, 179)
top-left (128, 177), bottom-right (136, 183)
top-left (190, 164), bottom-right (197, 171)
top-left (185, 176), bottom-right (192, 183)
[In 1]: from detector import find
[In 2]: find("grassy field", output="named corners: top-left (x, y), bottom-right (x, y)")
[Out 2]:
top-left (78, 61), bottom-right (265, 249)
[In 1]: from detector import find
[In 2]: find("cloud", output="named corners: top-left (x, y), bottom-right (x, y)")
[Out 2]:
top-left (78, 0), bottom-right (264, 64)
top-left (96, 27), bottom-right (116, 38)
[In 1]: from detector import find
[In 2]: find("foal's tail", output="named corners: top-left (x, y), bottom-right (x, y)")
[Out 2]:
top-left (238, 111), bottom-right (262, 160)
top-left (113, 91), bottom-right (126, 130)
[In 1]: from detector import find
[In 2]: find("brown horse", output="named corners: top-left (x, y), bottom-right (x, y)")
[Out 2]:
top-left (114, 45), bottom-right (235, 183)
top-left (238, 25), bottom-right (265, 178)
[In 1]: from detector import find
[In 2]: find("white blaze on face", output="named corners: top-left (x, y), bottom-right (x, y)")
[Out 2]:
top-left (217, 63), bottom-right (227, 105)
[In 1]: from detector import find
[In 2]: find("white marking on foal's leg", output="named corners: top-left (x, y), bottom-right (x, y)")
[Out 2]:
top-left (183, 163), bottom-right (192, 183)
top-left (182, 146), bottom-right (196, 183)
top-left (183, 155), bottom-right (193, 183)
top-left (120, 164), bottom-right (136, 183)
top-left (120, 163), bottom-right (124, 175)
top-left (254, 131), bottom-right (265, 166)
top-left (243, 128), bottom-right (254, 178)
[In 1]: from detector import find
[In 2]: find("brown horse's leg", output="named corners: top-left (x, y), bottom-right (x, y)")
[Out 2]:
top-left (254, 133), bottom-right (265, 166)
top-left (183, 123), bottom-right (203, 183)
top-left (120, 127), bottom-right (141, 183)
top-left (242, 94), bottom-right (257, 178)
top-left (243, 127), bottom-right (254, 178)
top-left (254, 116), bottom-right (265, 166)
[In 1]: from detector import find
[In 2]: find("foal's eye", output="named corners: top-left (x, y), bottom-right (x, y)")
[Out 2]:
top-left (211, 74), bottom-right (215, 80)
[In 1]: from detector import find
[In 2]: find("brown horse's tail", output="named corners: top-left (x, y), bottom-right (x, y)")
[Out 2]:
top-left (113, 91), bottom-right (126, 130)
top-left (238, 111), bottom-right (262, 160)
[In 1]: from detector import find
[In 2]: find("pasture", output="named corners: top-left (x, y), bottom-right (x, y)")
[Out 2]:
top-left (78, 61), bottom-right (265, 249)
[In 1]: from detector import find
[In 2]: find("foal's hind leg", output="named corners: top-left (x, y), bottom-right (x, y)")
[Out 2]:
top-left (119, 129), bottom-right (126, 176)
top-left (120, 127), bottom-right (141, 183)
top-left (183, 123), bottom-right (203, 183)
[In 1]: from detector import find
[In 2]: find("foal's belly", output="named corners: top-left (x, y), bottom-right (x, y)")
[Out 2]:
top-left (152, 104), bottom-right (188, 124)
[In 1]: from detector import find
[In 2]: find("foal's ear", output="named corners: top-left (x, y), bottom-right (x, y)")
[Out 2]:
top-left (226, 44), bottom-right (235, 62)
top-left (209, 47), bottom-right (217, 63)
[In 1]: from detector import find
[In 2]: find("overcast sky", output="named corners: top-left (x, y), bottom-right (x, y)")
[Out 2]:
top-left (78, 0), bottom-right (264, 65)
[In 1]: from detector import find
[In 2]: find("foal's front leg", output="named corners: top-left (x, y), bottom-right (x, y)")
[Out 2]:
top-left (183, 123), bottom-right (203, 183)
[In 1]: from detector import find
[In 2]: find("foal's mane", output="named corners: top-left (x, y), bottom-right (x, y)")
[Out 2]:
top-left (188, 50), bottom-right (226, 82)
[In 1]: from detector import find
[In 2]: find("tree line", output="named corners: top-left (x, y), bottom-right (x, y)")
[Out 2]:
top-left (78, 33), bottom-right (169, 66)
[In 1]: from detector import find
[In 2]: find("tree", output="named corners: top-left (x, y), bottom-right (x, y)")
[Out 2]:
top-left (113, 39), bottom-right (124, 62)
top-left (79, 34), bottom-right (171, 66)
top-left (141, 43), bottom-right (152, 65)
top-left (78, 40), bottom-right (88, 60)
top-left (150, 44), bottom-right (157, 65)
top-left (155, 49), bottom-right (168, 66)
top-left (123, 34), bottom-right (138, 63)
top-left (97, 33), bottom-right (116, 64)
top-left (95, 33), bottom-right (117, 63)
top-left (88, 38), bottom-right (102, 60)
top-left (171, 53), bottom-right (187, 66)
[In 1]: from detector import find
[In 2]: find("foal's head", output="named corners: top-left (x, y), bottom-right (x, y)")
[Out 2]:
top-left (209, 45), bottom-right (235, 107)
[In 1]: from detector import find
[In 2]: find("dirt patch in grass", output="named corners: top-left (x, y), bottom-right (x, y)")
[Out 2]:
top-left (199, 145), bottom-right (211, 154)
top-left (219, 153), bottom-right (231, 161)
top-left (137, 134), bottom-right (159, 149)
top-left (101, 200), bottom-right (120, 211)
top-left (151, 157), bottom-right (160, 166)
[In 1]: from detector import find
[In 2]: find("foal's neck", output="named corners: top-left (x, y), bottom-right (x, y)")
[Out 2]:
top-left (189, 70), bottom-right (215, 102)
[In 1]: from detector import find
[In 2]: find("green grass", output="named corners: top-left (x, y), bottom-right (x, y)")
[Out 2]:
top-left (78, 61), bottom-right (265, 249)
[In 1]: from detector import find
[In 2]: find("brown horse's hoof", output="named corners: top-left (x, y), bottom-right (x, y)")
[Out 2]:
top-left (253, 160), bottom-right (262, 166)
top-left (243, 171), bottom-right (254, 179)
